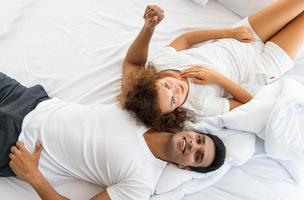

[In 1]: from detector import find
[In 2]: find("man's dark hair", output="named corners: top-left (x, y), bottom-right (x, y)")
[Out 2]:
top-left (190, 133), bottom-right (226, 173)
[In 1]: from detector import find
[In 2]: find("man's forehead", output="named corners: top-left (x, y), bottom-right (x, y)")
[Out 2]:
top-left (183, 130), bottom-right (199, 135)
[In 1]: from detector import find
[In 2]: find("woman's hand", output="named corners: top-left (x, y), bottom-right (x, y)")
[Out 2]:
top-left (9, 141), bottom-right (43, 185)
top-left (143, 5), bottom-right (164, 30)
top-left (231, 26), bottom-right (255, 43)
top-left (181, 65), bottom-right (223, 85)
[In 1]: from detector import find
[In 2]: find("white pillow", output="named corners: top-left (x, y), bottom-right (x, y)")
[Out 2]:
top-left (153, 163), bottom-right (231, 200)
top-left (192, 0), bottom-right (209, 6)
top-left (219, 81), bottom-right (282, 137)
top-left (217, 0), bottom-right (274, 17)
top-left (155, 129), bottom-right (255, 194)
top-left (219, 129), bottom-right (255, 166)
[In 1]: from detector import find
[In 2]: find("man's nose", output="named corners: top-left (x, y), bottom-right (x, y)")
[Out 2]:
top-left (190, 140), bottom-right (202, 151)
top-left (188, 140), bottom-right (196, 152)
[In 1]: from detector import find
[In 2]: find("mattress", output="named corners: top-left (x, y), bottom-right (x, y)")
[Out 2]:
top-left (0, 0), bottom-right (303, 199)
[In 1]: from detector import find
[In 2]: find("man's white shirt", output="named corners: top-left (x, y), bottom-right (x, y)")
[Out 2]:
top-left (19, 98), bottom-right (166, 200)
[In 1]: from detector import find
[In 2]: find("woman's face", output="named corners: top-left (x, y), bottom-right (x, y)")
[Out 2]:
top-left (155, 76), bottom-right (189, 113)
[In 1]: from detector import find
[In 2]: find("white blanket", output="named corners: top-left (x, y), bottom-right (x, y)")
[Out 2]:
top-left (199, 78), bottom-right (304, 183)
top-left (265, 80), bottom-right (304, 161)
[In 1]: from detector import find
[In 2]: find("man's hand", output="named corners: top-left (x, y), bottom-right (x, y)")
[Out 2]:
top-left (143, 5), bottom-right (164, 30)
top-left (231, 26), bottom-right (255, 43)
top-left (9, 141), bottom-right (43, 185)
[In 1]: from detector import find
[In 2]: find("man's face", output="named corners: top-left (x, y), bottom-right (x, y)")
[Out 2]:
top-left (168, 131), bottom-right (216, 168)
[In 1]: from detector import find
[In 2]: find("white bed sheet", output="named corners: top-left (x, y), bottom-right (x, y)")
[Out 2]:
top-left (0, 0), bottom-right (303, 199)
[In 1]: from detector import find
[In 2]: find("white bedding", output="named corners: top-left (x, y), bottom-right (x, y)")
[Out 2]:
top-left (0, 0), bottom-right (303, 199)
top-left (195, 77), bottom-right (304, 184)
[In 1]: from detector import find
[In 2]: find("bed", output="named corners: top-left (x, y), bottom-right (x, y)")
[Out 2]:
top-left (0, 0), bottom-right (303, 199)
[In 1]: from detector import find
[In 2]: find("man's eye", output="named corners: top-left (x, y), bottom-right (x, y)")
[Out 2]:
top-left (197, 135), bottom-right (201, 144)
top-left (195, 153), bottom-right (200, 162)
top-left (164, 83), bottom-right (170, 89)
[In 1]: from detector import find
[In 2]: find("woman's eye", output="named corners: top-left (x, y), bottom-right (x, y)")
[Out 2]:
top-left (171, 96), bottom-right (176, 105)
top-left (164, 83), bottom-right (170, 89)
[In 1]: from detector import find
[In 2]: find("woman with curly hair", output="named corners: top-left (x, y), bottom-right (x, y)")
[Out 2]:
top-left (121, 1), bottom-right (304, 132)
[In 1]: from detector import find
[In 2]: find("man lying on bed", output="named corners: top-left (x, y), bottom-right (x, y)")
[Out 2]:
top-left (1, 71), bottom-right (225, 200)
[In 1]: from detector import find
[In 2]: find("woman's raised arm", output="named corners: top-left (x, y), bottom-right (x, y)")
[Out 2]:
top-left (122, 5), bottom-right (164, 94)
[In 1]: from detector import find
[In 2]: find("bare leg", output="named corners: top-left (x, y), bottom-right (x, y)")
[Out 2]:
top-left (270, 12), bottom-right (304, 59)
top-left (248, 0), bottom-right (304, 42)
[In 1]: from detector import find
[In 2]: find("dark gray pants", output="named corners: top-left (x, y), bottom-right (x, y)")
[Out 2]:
top-left (0, 73), bottom-right (49, 176)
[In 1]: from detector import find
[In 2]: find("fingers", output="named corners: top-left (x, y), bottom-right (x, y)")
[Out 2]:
top-left (9, 152), bottom-right (22, 166)
top-left (12, 141), bottom-right (26, 154)
top-left (35, 141), bottom-right (43, 156)
top-left (144, 5), bottom-right (164, 23)
top-left (144, 5), bottom-right (163, 17)
top-left (239, 32), bottom-right (254, 41)
top-left (246, 28), bottom-right (255, 39)
top-left (181, 71), bottom-right (199, 78)
top-left (11, 141), bottom-right (42, 157)
top-left (181, 69), bottom-right (197, 76)
top-left (10, 143), bottom-right (24, 165)
top-left (234, 26), bottom-right (255, 42)
top-left (16, 141), bottom-right (27, 152)
top-left (241, 38), bottom-right (254, 43)
top-left (181, 66), bottom-right (206, 75)
top-left (9, 161), bottom-right (17, 172)
top-left (145, 10), bottom-right (158, 18)
top-left (181, 66), bottom-right (208, 77)
top-left (10, 146), bottom-right (19, 154)
top-left (146, 5), bottom-right (164, 13)
top-left (181, 71), bottom-right (203, 79)
top-left (181, 68), bottom-right (199, 75)
top-left (242, 27), bottom-right (255, 41)
top-left (9, 144), bottom-right (24, 167)
top-left (146, 15), bottom-right (159, 25)
top-left (9, 160), bottom-right (22, 178)
top-left (191, 78), bottom-right (207, 84)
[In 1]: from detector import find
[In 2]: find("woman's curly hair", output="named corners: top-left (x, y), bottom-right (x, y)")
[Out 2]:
top-left (120, 64), bottom-right (190, 132)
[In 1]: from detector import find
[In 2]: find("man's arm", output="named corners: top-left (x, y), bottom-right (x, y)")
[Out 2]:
top-left (9, 141), bottom-right (110, 200)
top-left (122, 5), bottom-right (164, 94)
top-left (170, 26), bottom-right (255, 51)
top-left (26, 172), bottom-right (69, 200)
top-left (31, 174), bottom-right (110, 200)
